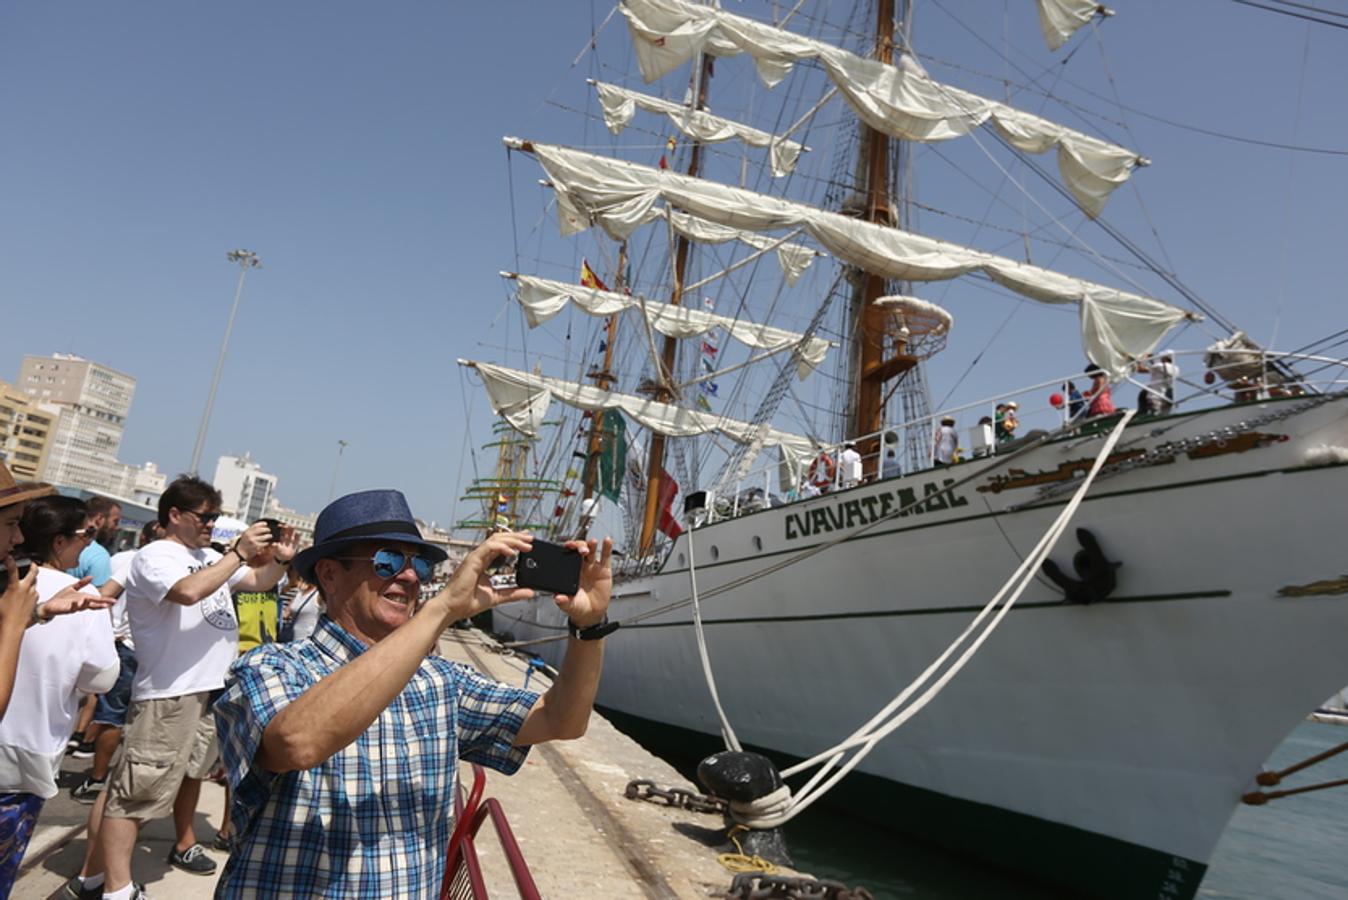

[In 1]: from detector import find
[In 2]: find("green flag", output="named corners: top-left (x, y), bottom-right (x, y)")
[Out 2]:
top-left (597, 413), bottom-right (627, 502)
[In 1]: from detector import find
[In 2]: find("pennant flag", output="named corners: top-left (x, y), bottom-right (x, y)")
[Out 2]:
top-left (598, 340), bottom-right (607, 353)
top-left (701, 340), bottom-right (718, 356)
top-left (695, 393), bottom-right (712, 413)
top-left (658, 155), bottom-right (668, 170)
top-left (703, 381), bottom-right (719, 397)
top-left (657, 467), bottom-right (683, 538)
top-left (565, 468), bottom-right (579, 480)
top-left (580, 259), bottom-right (609, 292)
top-left (597, 412), bottom-right (628, 503)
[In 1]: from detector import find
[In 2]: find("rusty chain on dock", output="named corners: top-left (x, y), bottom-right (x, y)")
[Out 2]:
top-left (725, 872), bottom-right (874, 899)
top-left (624, 779), bottom-right (727, 814)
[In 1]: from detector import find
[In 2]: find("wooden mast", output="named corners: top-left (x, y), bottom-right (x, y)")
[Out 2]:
top-left (638, 54), bottom-right (715, 557)
top-left (577, 244), bottom-right (626, 537)
top-left (851, 0), bottom-right (915, 476)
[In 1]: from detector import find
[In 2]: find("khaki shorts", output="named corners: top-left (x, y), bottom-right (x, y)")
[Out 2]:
top-left (103, 692), bottom-right (220, 821)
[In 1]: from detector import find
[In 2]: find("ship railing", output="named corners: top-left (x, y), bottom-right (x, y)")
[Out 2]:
top-left (697, 348), bottom-right (1348, 527)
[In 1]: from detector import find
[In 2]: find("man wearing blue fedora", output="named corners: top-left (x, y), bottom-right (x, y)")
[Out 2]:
top-left (212, 488), bottom-right (613, 898)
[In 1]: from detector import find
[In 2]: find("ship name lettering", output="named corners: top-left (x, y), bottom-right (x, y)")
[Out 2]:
top-left (783, 480), bottom-right (968, 540)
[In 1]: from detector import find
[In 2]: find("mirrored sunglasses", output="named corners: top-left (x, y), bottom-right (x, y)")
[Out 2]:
top-left (337, 548), bottom-right (436, 582)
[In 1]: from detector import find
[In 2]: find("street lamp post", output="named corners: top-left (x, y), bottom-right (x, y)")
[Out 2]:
top-left (328, 439), bottom-right (349, 502)
top-left (189, 249), bottom-right (262, 475)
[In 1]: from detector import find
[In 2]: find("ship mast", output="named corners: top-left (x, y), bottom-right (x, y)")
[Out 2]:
top-left (577, 244), bottom-right (626, 536)
top-left (851, 0), bottom-right (916, 475)
top-left (637, 53), bottom-right (715, 557)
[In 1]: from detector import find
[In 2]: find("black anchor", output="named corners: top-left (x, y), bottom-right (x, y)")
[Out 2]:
top-left (1042, 528), bottom-right (1121, 605)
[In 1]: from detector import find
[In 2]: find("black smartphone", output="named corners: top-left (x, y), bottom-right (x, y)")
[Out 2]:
top-left (0, 557), bottom-right (34, 592)
top-left (513, 540), bottom-right (582, 596)
top-left (259, 518), bottom-right (283, 542)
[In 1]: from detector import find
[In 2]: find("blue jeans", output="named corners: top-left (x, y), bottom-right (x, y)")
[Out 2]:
top-left (92, 641), bottom-right (138, 727)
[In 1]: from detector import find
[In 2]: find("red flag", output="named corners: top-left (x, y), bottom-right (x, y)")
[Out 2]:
top-left (657, 468), bottom-right (683, 538)
top-left (580, 259), bottom-right (609, 292)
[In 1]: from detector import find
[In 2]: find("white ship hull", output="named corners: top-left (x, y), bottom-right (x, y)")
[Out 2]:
top-left (496, 397), bottom-right (1348, 898)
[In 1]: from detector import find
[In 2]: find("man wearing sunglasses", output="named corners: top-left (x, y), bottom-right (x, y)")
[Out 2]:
top-left (80, 475), bottom-right (299, 900)
top-left (212, 488), bottom-right (613, 898)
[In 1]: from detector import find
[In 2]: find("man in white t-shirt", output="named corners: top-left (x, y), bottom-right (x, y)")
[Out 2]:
top-left (837, 441), bottom-right (862, 489)
top-left (82, 476), bottom-right (296, 900)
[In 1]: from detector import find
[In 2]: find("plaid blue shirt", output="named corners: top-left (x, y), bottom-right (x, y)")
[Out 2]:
top-left (213, 615), bottom-right (539, 898)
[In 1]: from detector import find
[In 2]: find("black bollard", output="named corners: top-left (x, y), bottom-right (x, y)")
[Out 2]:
top-left (697, 751), bottom-right (794, 868)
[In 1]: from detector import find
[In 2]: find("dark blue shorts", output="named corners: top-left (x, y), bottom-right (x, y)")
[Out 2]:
top-left (92, 642), bottom-right (138, 727)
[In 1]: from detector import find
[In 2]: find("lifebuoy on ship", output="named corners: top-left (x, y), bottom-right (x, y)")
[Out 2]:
top-left (808, 452), bottom-right (836, 488)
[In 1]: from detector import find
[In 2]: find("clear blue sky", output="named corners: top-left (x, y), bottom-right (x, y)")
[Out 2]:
top-left (2, 1), bottom-right (1344, 526)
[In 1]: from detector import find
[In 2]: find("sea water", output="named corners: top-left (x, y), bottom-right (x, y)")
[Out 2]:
top-left (612, 716), bottom-right (1348, 899)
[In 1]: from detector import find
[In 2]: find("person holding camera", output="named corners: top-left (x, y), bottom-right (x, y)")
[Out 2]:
top-left (212, 488), bottom-right (613, 898)
top-left (77, 475), bottom-right (297, 900)
top-left (0, 494), bottom-right (118, 893)
top-left (0, 465), bottom-right (111, 723)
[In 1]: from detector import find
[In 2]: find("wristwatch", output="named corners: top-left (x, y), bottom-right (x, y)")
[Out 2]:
top-left (567, 615), bottom-right (619, 641)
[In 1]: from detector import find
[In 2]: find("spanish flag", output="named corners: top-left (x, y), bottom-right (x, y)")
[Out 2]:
top-left (580, 259), bottom-right (609, 292)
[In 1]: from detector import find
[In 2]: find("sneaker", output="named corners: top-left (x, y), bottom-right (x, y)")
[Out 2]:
top-left (68, 740), bottom-right (96, 759)
top-left (166, 843), bottom-right (217, 875)
top-left (64, 732), bottom-right (85, 754)
top-left (211, 830), bottom-right (233, 852)
top-left (60, 876), bottom-right (101, 900)
top-left (70, 776), bottom-right (106, 804)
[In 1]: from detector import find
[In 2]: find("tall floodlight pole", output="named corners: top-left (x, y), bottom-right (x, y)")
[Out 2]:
top-left (189, 249), bottom-right (262, 475)
top-left (328, 439), bottom-right (349, 502)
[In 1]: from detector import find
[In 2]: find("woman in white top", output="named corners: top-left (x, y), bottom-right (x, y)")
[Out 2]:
top-left (0, 496), bottom-right (117, 891)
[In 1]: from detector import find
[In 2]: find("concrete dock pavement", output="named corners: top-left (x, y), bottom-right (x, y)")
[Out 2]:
top-left (14, 625), bottom-right (792, 898)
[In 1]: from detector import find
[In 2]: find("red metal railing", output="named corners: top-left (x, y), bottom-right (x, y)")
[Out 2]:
top-left (440, 764), bottom-right (542, 900)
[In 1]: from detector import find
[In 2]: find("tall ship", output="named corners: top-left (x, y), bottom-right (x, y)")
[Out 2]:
top-left (456, 2), bottom-right (1348, 897)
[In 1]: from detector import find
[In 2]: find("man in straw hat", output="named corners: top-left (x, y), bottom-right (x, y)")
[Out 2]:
top-left (211, 488), bottom-right (613, 898)
top-left (0, 462), bottom-right (106, 721)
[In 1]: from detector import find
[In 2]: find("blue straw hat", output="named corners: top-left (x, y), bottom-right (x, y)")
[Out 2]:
top-left (293, 489), bottom-right (448, 581)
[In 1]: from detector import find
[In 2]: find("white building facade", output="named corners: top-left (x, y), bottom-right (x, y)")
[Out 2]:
top-left (213, 453), bottom-right (278, 522)
top-left (19, 354), bottom-right (138, 496)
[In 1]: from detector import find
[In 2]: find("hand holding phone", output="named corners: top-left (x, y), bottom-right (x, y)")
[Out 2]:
top-left (505, 539), bottom-right (583, 596)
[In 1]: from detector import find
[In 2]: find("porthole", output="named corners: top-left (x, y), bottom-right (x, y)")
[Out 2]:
top-left (752, 536), bottom-right (763, 552)
top-left (710, 545), bottom-right (720, 561)
top-left (677, 553), bottom-right (685, 566)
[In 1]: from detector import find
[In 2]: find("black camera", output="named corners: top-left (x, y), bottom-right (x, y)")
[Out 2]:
top-left (258, 518), bottom-right (283, 542)
top-left (0, 557), bottom-right (34, 592)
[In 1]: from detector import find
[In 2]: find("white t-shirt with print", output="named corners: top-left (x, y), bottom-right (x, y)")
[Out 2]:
top-left (124, 539), bottom-right (246, 701)
top-left (108, 549), bottom-right (136, 646)
top-left (0, 567), bottom-right (118, 798)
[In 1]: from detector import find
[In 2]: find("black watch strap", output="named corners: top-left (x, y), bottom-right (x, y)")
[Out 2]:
top-left (568, 615), bottom-right (619, 641)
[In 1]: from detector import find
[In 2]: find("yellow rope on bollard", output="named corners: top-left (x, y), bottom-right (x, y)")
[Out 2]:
top-left (716, 825), bottom-right (782, 875)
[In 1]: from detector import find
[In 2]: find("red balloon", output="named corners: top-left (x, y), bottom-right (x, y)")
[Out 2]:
top-left (1049, 392), bottom-right (1065, 409)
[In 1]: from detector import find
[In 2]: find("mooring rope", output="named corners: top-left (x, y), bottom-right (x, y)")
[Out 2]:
top-left (726, 410), bottom-right (1137, 829)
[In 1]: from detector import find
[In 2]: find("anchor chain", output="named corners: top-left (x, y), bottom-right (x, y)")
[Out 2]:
top-left (725, 872), bottom-right (874, 900)
top-left (624, 779), bottom-right (728, 815)
top-left (1030, 391), bottom-right (1346, 504)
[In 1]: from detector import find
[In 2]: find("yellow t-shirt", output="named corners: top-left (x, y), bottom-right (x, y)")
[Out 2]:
top-left (234, 590), bottom-right (279, 653)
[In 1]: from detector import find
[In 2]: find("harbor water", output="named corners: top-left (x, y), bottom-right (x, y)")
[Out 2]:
top-left (607, 714), bottom-right (1348, 898)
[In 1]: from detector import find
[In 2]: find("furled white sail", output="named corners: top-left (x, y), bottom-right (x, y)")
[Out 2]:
top-left (592, 80), bottom-right (804, 177)
top-left (460, 360), bottom-right (817, 470)
top-left (507, 273), bottom-right (831, 378)
top-left (663, 209), bottom-right (818, 285)
top-left (620, 0), bottom-right (1142, 216)
top-left (1038, 0), bottom-right (1109, 51)
top-left (510, 139), bottom-right (1194, 376)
